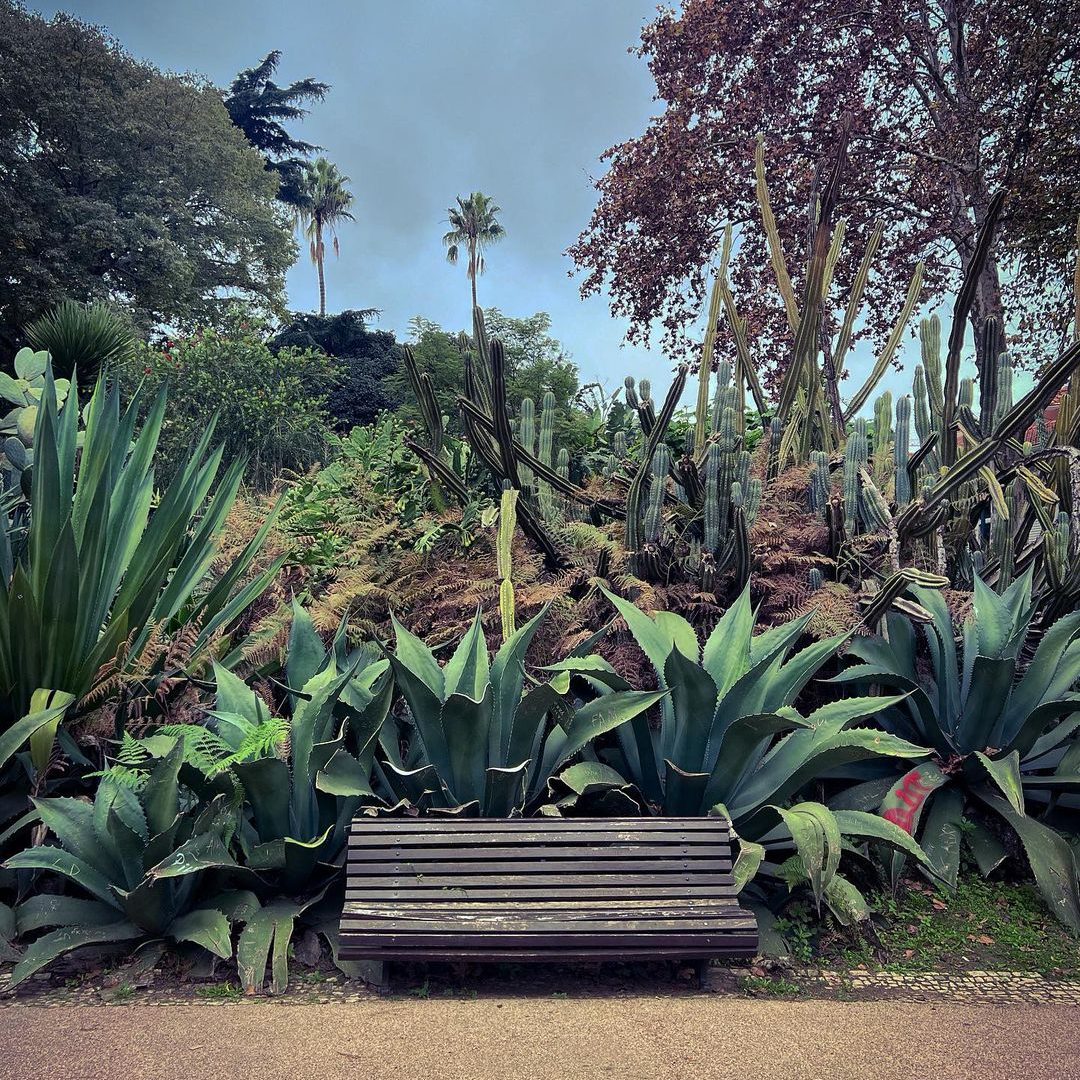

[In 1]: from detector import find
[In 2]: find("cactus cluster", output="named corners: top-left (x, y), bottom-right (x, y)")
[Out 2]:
top-left (624, 359), bottom-right (761, 593)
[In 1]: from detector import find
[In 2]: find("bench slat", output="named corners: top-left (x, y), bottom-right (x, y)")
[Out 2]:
top-left (349, 842), bottom-right (730, 859)
top-left (346, 859), bottom-right (732, 875)
top-left (347, 836), bottom-right (727, 851)
top-left (346, 886), bottom-right (739, 901)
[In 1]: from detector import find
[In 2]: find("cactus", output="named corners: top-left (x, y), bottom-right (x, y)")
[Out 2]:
top-left (613, 429), bottom-right (628, 458)
top-left (703, 443), bottom-right (722, 552)
top-left (643, 444), bottom-right (669, 543)
top-left (872, 391), bottom-right (893, 483)
top-left (496, 487), bottom-right (518, 641)
top-left (808, 450), bottom-right (830, 513)
top-left (993, 350), bottom-right (1014, 430)
top-left (895, 395), bottom-right (913, 506)
top-left (808, 567), bottom-right (824, 591)
top-left (518, 396), bottom-right (536, 492)
top-left (920, 315), bottom-right (944, 434)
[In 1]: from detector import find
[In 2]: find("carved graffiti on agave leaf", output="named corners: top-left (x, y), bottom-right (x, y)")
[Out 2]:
top-left (881, 762), bottom-right (949, 835)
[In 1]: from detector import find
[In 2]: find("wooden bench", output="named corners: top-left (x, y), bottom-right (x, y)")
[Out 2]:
top-left (339, 816), bottom-right (757, 987)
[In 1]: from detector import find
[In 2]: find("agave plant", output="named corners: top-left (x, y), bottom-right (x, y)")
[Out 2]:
top-left (590, 586), bottom-right (933, 924)
top-left (376, 605), bottom-right (665, 815)
top-left (26, 299), bottom-right (136, 386)
top-left (203, 604), bottom-right (392, 992)
top-left (2, 740), bottom-right (248, 987)
top-left (0, 369), bottom-right (285, 758)
top-left (833, 570), bottom-right (1080, 929)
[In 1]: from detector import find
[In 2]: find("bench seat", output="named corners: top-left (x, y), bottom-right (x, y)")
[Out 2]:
top-left (339, 817), bottom-right (758, 969)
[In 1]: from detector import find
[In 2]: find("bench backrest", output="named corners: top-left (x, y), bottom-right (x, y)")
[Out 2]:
top-left (345, 816), bottom-right (736, 904)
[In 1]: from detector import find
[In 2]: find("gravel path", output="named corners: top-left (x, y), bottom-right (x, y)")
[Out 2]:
top-left (2, 998), bottom-right (1078, 1080)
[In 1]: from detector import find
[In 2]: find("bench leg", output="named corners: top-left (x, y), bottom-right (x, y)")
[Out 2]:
top-left (353, 960), bottom-right (389, 992)
top-left (696, 959), bottom-right (711, 990)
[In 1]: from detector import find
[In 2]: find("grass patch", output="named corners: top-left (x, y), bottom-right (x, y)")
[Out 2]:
top-left (196, 983), bottom-right (244, 1001)
top-left (779, 875), bottom-right (1080, 977)
top-left (872, 878), bottom-right (1079, 976)
top-left (741, 975), bottom-right (804, 998)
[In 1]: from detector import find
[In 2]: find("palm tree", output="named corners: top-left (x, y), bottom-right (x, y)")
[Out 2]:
top-left (443, 192), bottom-right (505, 312)
top-left (296, 158), bottom-right (355, 316)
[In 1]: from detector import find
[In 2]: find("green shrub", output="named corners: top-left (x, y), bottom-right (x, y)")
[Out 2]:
top-left (126, 313), bottom-right (339, 490)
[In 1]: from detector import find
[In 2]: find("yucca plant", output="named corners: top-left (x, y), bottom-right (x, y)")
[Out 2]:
top-left (2, 739), bottom-right (247, 988)
top-left (592, 585), bottom-right (933, 924)
top-left (376, 605), bottom-right (665, 816)
top-left (0, 369), bottom-right (286, 755)
top-left (25, 299), bottom-right (136, 386)
top-left (833, 570), bottom-right (1080, 929)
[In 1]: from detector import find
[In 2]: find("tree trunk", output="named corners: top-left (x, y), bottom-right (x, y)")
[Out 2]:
top-left (316, 220), bottom-right (327, 316)
top-left (469, 238), bottom-right (478, 314)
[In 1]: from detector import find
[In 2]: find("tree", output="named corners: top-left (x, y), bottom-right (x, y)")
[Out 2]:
top-left (295, 158), bottom-right (355, 317)
top-left (224, 51), bottom-right (329, 207)
top-left (272, 309), bottom-right (403, 429)
top-left (0, 4), bottom-right (294, 353)
top-left (443, 193), bottom-right (506, 313)
top-left (570, 1), bottom-right (1080, 385)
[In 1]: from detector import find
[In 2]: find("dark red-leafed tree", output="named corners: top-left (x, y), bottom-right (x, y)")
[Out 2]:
top-left (570, 1), bottom-right (1080, 387)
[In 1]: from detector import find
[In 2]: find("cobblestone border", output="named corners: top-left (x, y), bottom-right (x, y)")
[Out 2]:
top-left (4, 965), bottom-right (1080, 1006)
top-left (706, 966), bottom-right (1080, 1004)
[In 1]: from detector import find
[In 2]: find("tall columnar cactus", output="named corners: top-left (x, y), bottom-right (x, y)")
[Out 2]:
top-left (518, 396), bottom-right (536, 493)
top-left (842, 419), bottom-right (870, 534)
top-left (894, 395), bottom-right (913, 507)
top-left (920, 315), bottom-right (945, 434)
top-left (496, 487), bottom-right (518, 642)
top-left (873, 392), bottom-right (893, 483)
top-left (703, 443), bottom-right (722, 552)
top-left (766, 415), bottom-right (783, 480)
top-left (808, 450), bottom-right (830, 513)
top-left (993, 351), bottom-right (1014, 430)
top-left (643, 444), bottom-right (669, 543)
top-left (536, 390), bottom-right (556, 518)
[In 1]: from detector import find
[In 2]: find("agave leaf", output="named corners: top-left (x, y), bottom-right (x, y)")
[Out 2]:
top-left (142, 739), bottom-right (183, 838)
top-left (966, 821), bottom-right (1007, 877)
top-left (237, 898), bottom-right (309, 995)
top-left (441, 687), bottom-right (494, 807)
top-left (547, 690), bottom-right (666, 779)
top-left (144, 831), bottom-right (235, 881)
top-left (972, 790), bottom-right (1080, 931)
top-left (286, 598), bottom-right (328, 693)
top-left (701, 585), bottom-right (754, 695)
top-left (832, 808), bottom-right (935, 870)
top-left (4, 846), bottom-right (119, 907)
top-left (772, 801), bottom-right (842, 911)
top-left (15, 895), bottom-right (120, 935)
top-left (975, 751), bottom-right (1024, 815)
top-left (442, 607), bottom-right (490, 701)
top-left (234, 756), bottom-right (292, 842)
top-left (315, 747), bottom-right (374, 798)
top-left (168, 907), bottom-right (232, 959)
top-left (910, 787), bottom-right (964, 888)
top-left (664, 646), bottom-right (719, 773)
top-left (822, 873), bottom-right (871, 926)
top-left (34, 795), bottom-right (123, 883)
top-left (7, 920), bottom-right (143, 988)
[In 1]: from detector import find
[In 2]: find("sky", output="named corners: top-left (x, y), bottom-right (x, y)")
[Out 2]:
top-left (43, 0), bottom-right (976, 409)
top-left (45, 0), bottom-right (669, 389)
